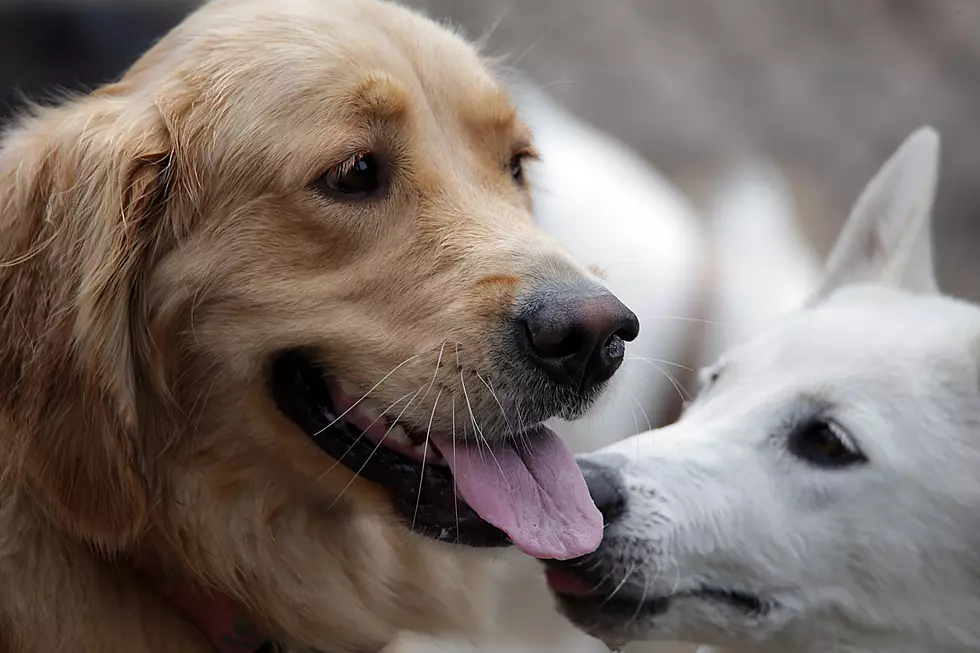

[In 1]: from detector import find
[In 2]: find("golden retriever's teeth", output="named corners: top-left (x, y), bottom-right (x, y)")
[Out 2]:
top-left (339, 380), bottom-right (360, 399)
top-left (387, 424), bottom-right (413, 447)
top-left (353, 402), bottom-right (381, 425)
top-left (408, 435), bottom-right (444, 460)
top-left (424, 444), bottom-right (446, 462)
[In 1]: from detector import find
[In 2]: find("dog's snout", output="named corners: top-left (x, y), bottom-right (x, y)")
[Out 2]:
top-left (519, 288), bottom-right (639, 387)
top-left (578, 458), bottom-right (628, 527)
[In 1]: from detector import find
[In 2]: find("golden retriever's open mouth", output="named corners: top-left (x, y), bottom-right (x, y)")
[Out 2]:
top-left (270, 349), bottom-right (603, 559)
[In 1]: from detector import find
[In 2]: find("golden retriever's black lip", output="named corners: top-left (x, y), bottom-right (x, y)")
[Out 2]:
top-left (269, 349), bottom-right (511, 548)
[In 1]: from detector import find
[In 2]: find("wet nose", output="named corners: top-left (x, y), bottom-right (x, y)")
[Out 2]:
top-left (578, 458), bottom-right (628, 527)
top-left (519, 286), bottom-right (639, 388)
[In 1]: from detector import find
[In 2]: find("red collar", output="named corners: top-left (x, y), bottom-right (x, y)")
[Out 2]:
top-left (138, 559), bottom-right (270, 653)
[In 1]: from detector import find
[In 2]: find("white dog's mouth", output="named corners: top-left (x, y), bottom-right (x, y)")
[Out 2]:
top-left (545, 566), bottom-right (768, 620)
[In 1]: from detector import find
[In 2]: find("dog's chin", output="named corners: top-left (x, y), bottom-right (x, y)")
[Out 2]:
top-left (543, 564), bottom-right (773, 646)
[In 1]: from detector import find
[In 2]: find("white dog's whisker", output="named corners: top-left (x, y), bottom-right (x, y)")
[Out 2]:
top-left (602, 563), bottom-right (637, 606)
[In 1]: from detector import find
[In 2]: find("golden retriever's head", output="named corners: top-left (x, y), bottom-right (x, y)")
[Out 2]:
top-left (0, 0), bottom-right (637, 646)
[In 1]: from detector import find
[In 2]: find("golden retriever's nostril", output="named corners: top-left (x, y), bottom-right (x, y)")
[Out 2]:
top-left (518, 287), bottom-right (639, 389)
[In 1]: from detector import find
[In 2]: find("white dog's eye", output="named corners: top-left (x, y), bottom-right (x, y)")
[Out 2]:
top-left (788, 420), bottom-right (866, 469)
top-left (697, 364), bottom-right (723, 390)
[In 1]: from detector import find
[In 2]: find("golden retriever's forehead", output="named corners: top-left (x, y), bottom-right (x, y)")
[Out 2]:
top-left (137, 0), bottom-right (526, 179)
top-left (345, 0), bottom-right (521, 133)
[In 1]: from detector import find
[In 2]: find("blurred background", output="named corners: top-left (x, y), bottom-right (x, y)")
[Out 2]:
top-left (1, 0), bottom-right (977, 301)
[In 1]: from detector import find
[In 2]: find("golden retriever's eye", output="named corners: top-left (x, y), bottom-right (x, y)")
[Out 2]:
top-left (315, 152), bottom-right (383, 199)
top-left (509, 152), bottom-right (530, 187)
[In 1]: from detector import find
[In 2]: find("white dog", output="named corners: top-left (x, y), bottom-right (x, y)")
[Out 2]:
top-left (544, 126), bottom-right (980, 653)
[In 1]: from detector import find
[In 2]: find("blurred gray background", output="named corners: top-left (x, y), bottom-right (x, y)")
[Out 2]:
top-left (2, 0), bottom-right (977, 299)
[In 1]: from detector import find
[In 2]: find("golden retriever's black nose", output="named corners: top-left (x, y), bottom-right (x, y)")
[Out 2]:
top-left (520, 287), bottom-right (639, 388)
top-left (578, 458), bottom-right (628, 527)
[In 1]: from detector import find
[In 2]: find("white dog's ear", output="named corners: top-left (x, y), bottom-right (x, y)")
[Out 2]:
top-left (809, 126), bottom-right (940, 303)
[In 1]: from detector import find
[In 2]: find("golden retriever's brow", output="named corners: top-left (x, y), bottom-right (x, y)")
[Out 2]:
top-left (461, 88), bottom-right (518, 136)
top-left (348, 75), bottom-right (411, 124)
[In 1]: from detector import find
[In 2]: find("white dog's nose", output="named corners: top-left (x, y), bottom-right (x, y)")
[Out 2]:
top-left (578, 458), bottom-right (628, 527)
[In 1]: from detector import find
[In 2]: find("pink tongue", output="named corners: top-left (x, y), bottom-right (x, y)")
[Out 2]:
top-left (430, 428), bottom-right (603, 560)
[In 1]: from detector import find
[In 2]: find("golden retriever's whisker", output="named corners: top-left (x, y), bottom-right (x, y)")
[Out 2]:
top-left (457, 370), bottom-right (483, 441)
top-left (512, 393), bottom-right (529, 436)
top-left (324, 386), bottom-right (425, 514)
top-left (489, 377), bottom-right (517, 428)
top-left (476, 371), bottom-right (512, 432)
top-left (626, 356), bottom-right (696, 373)
top-left (644, 315), bottom-right (721, 326)
top-left (619, 366), bottom-right (663, 388)
top-left (313, 389), bottom-right (418, 486)
top-left (311, 352), bottom-right (426, 440)
top-left (508, 394), bottom-right (535, 462)
top-left (644, 360), bottom-right (693, 404)
top-left (460, 368), bottom-right (504, 477)
top-left (452, 393), bottom-right (459, 545)
top-left (412, 388), bottom-right (443, 533)
top-left (623, 388), bottom-right (654, 433)
top-left (414, 340), bottom-right (448, 408)
top-left (613, 379), bottom-right (642, 438)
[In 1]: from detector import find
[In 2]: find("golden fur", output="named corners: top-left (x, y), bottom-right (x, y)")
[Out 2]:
top-left (0, 0), bottom-right (605, 651)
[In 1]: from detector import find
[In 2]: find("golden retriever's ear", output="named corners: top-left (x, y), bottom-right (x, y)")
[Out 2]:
top-left (0, 93), bottom-right (176, 552)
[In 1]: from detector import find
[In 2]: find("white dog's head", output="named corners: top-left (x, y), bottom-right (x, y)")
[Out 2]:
top-left (546, 127), bottom-right (980, 653)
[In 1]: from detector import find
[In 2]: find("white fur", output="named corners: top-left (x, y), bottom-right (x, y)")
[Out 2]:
top-left (516, 82), bottom-right (708, 452)
top-left (699, 162), bottom-right (821, 364)
top-left (573, 127), bottom-right (980, 653)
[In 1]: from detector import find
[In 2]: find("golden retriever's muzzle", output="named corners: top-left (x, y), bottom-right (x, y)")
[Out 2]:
top-left (270, 280), bottom-right (638, 557)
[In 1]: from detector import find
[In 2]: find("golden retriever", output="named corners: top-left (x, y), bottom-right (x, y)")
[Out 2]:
top-left (0, 0), bottom-right (639, 651)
